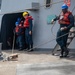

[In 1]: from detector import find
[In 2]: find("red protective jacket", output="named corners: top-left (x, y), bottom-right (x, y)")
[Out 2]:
top-left (58, 11), bottom-right (72, 25)
top-left (23, 16), bottom-right (33, 27)
top-left (15, 22), bottom-right (24, 35)
top-left (15, 26), bottom-right (19, 33)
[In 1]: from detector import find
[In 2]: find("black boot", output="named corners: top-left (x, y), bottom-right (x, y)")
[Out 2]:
top-left (19, 47), bottom-right (23, 51)
top-left (27, 44), bottom-right (34, 52)
top-left (60, 47), bottom-right (64, 58)
top-left (28, 44), bottom-right (30, 50)
top-left (60, 49), bottom-right (64, 58)
top-left (64, 47), bottom-right (69, 57)
top-left (31, 44), bottom-right (34, 51)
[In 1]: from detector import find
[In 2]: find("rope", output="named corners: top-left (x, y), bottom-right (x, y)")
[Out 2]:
top-left (72, 6), bottom-right (75, 12)
top-left (51, 22), bottom-right (56, 37)
top-left (28, 32), bottom-right (69, 51)
top-left (12, 31), bottom-right (15, 54)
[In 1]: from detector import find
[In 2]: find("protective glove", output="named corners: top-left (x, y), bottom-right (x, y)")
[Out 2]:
top-left (60, 27), bottom-right (67, 31)
top-left (51, 19), bottom-right (54, 24)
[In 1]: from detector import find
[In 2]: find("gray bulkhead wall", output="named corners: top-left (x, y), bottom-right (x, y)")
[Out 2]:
top-left (33, 0), bottom-right (62, 48)
top-left (0, 15), bottom-right (3, 42)
top-left (1, 0), bottom-right (75, 49)
top-left (1, 0), bottom-right (39, 13)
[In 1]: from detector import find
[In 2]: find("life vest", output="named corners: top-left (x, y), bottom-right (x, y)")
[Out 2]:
top-left (58, 11), bottom-right (72, 25)
top-left (24, 16), bottom-right (33, 27)
top-left (15, 24), bottom-right (24, 35)
top-left (15, 26), bottom-right (19, 33)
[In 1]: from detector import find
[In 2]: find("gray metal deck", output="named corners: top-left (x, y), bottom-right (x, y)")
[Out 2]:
top-left (17, 62), bottom-right (75, 75)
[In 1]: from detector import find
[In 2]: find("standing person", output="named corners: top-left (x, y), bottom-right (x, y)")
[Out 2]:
top-left (51, 4), bottom-right (74, 58)
top-left (23, 11), bottom-right (33, 51)
top-left (15, 18), bottom-right (24, 51)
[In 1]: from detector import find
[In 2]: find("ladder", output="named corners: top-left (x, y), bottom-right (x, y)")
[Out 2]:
top-left (52, 26), bottom-right (75, 55)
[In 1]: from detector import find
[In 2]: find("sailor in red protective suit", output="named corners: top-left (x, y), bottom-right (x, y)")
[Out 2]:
top-left (23, 12), bottom-right (33, 51)
top-left (15, 18), bottom-right (24, 50)
top-left (51, 4), bottom-right (74, 58)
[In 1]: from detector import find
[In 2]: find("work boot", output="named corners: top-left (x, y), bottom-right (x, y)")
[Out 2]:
top-left (63, 47), bottom-right (69, 57)
top-left (60, 54), bottom-right (63, 58)
top-left (60, 52), bottom-right (63, 58)
top-left (27, 44), bottom-right (34, 52)
top-left (26, 44), bottom-right (30, 51)
top-left (31, 44), bottom-right (34, 51)
top-left (23, 44), bottom-right (28, 51)
top-left (19, 48), bottom-right (23, 51)
top-left (60, 48), bottom-right (64, 58)
top-left (28, 44), bottom-right (30, 49)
